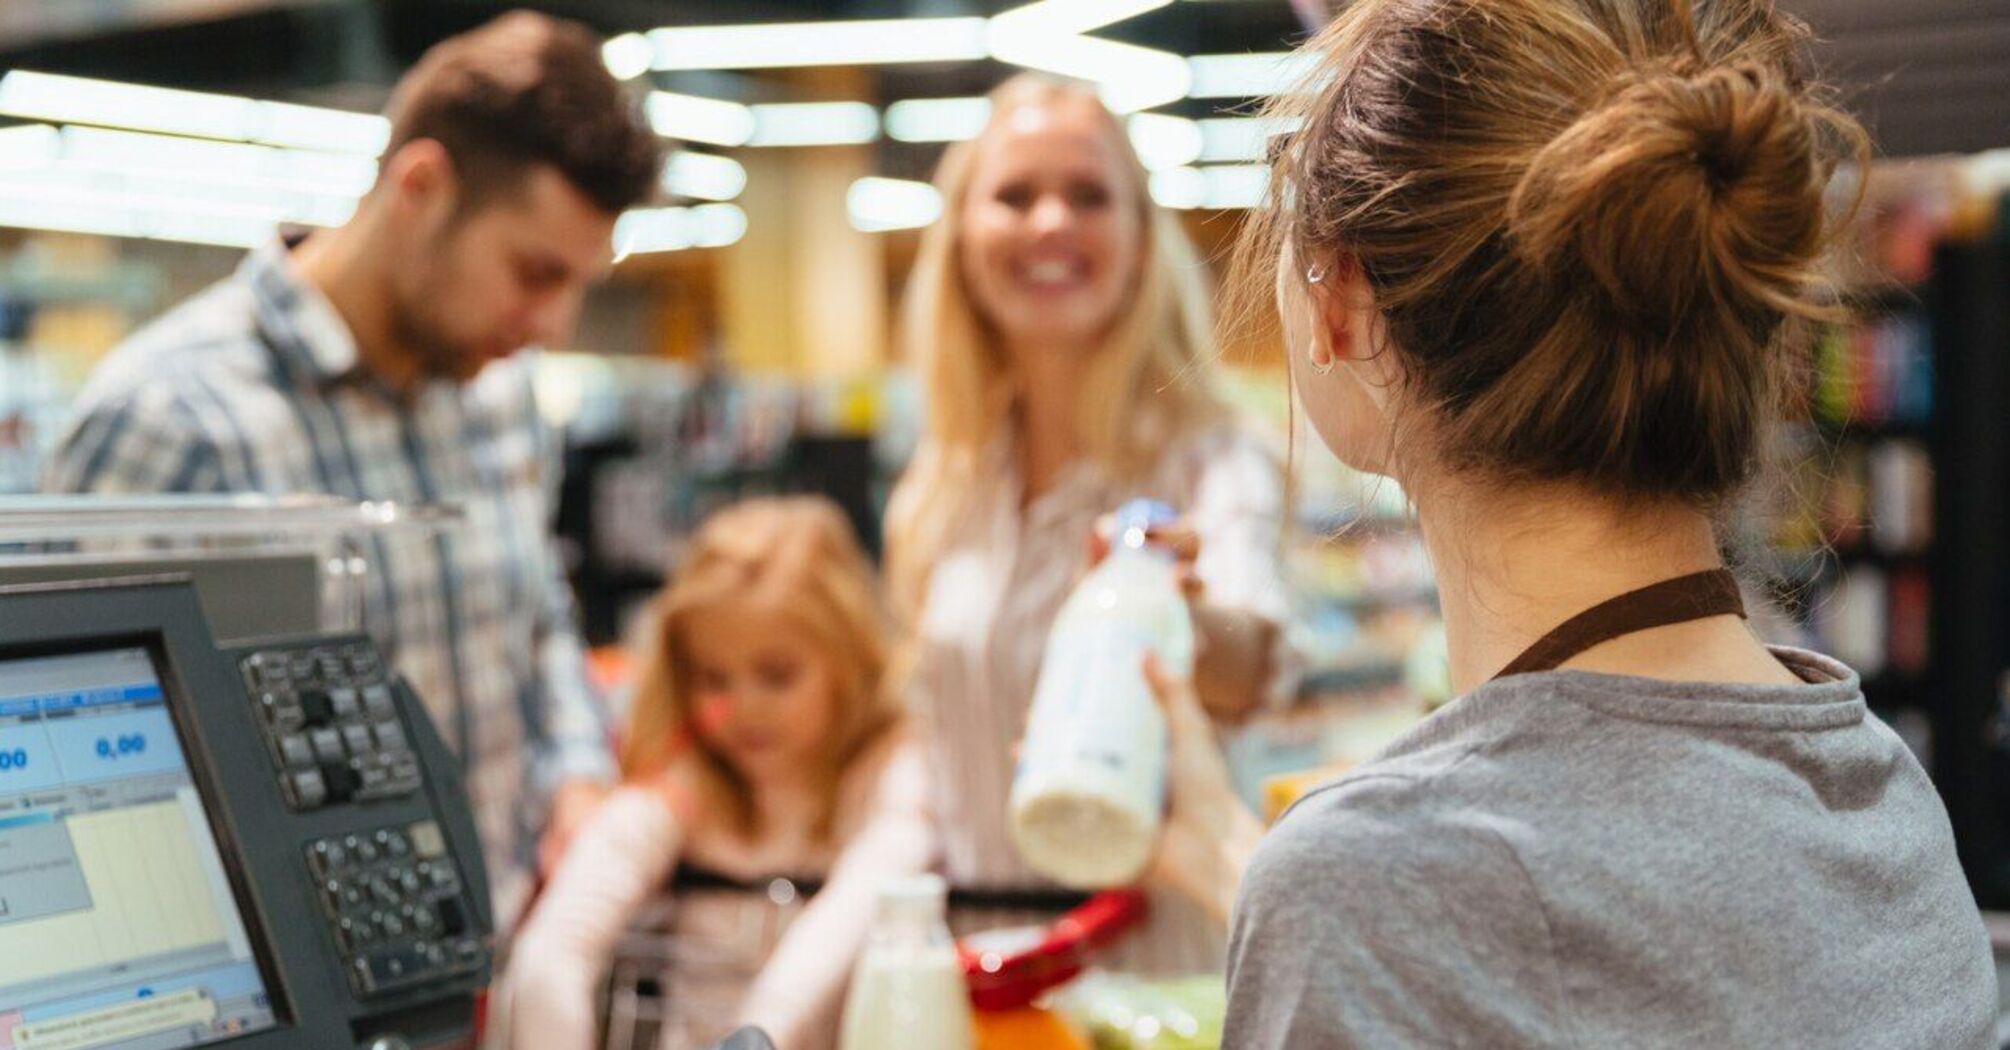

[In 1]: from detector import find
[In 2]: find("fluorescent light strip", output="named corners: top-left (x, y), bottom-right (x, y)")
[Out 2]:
top-left (614, 203), bottom-right (748, 257)
top-left (0, 123), bottom-right (59, 169)
top-left (885, 97), bottom-right (992, 143)
top-left (989, 0), bottom-right (1175, 38)
top-left (647, 91), bottom-right (757, 147)
top-left (0, 131), bottom-right (750, 251)
top-left (252, 101), bottom-right (390, 155)
top-left (0, 70), bottom-right (252, 142)
top-left (1127, 114), bottom-right (1203, 171)
top-left (692, 204), bottom-right (750, 248)
top-left (59, 126), bottom-right (379, 197)
top-left (847, 177), bottom-right (942, 232)
top-left (746, 102), bottom-right (880, 147)
top-left (662, 151), bottom-right (747, 201)
top-left (647, 18), bottom-right (989, 71)
top-left (989, 30), bottom-right (1191, 113)
top-left (602, 32), bottom-right (654, 80)
top-left (1197, 116), bottom-right (1300, 163)
top-left (1149, 164), bottom-right (1268, 209)
top-left (1186, 52), bottom-right (1319, 99)
top-left (0, 164), bottom-right (358, 228)
top-left (0, 71), bottom-right (389, 156)
top-left (0, 180), bottom-right (284, 248)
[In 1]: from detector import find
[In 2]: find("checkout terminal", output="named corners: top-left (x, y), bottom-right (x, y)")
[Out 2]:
top-left (0, 575), bottom-right (490, 1050)
top-left (0, 570), bottom-right (780, 1050)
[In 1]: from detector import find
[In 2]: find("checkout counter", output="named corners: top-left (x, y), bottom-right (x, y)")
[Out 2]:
top-left (0, 497), bottom-right (772, 1050)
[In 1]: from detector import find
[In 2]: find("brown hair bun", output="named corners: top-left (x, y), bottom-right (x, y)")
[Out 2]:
top-left (1511, 61), bottom-right (1826, 333)
top-left (1234, 0), bottom-right (1871, 505)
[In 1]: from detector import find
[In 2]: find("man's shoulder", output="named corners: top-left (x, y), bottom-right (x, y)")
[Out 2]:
top-left (79, 277), bottom-right (274, 408)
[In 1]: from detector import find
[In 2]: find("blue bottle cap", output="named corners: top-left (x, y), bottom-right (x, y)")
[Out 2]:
top-left (1114, 498), bottom-right (1178, 550)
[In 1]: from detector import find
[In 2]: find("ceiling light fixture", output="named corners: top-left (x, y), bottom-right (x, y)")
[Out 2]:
top-left (614, 203), bottom-right (748, 258)
top-left (1127, 114), bottom-right (1204, 171)
top-left (0, 71), bottom-right (390, 156)
top-left (989, 0), bottom-right (1177, 36)
top-left (645, 18), bottom-right (990, 71)
top-left (662, 151), bottom-right (748, 201)
top-left (987, 29), bottom-right (1189, 113)
top-left (646, 91), bottom-right (758, 147)
top-left (885, 97), bottom-right (993, 143)
top-left (0, 123), bottom-right (60, 170)
top-left (847, 177), bottom-right (943, 232)
top-left (602, 32), bottom-right (655, 80)
top-left (1185, 52), bottom-right (1319, 99)
top-left (1197, 115), bottom-right (1301, 162)
top-left (1149, 164), bottom-right (1269, 209)
top-left (745, 102), bottom-right (881, 147)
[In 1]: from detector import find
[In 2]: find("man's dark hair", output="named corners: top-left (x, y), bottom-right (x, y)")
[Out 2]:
top-left (382, 10), bottom-right (663, 214)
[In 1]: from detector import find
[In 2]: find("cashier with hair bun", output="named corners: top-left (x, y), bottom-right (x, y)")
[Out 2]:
top-left (1140, 1), bottom-right (1996, 1047)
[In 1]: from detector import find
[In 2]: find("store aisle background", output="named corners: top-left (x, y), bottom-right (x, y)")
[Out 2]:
top-left (1, 0), bottom-right (2008, 936)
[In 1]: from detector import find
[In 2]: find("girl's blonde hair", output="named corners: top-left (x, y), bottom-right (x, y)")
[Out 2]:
top-left (621, 497), bottom-right (898, 840)
top-left (883, 73), bottom-right (1227, 621)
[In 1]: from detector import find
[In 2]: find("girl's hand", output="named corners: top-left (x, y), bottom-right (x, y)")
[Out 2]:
top-left (647, 754), bottom-right (713, 831)
top-left (1143, 653), bottom-right (1264, 927)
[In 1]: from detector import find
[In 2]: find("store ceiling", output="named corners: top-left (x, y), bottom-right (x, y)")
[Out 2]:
top-left (0, 0), bottom-right (2002, 159)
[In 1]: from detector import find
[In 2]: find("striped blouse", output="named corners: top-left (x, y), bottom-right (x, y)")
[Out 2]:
top-left (903, 420), bottom-right (1295, 974)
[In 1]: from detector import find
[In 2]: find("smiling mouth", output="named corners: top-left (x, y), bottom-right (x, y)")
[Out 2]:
top-left (1015, 257), bottom-right (1090, 291)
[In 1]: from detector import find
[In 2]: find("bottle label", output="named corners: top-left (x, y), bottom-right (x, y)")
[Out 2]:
top-left (1018, 618), bottom-right (1171, 815)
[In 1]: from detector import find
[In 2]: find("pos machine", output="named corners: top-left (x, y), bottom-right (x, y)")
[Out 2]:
top-left (0, 575), bottom-right (490, 1050)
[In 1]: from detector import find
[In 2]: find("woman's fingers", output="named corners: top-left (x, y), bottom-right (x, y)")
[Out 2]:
top-left (1087, 517), bottom-right (1202, 568)
top-left (1143, 652), bottom-right (1209, 742)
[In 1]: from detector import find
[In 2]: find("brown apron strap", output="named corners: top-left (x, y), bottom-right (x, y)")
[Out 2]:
top-left (1492, 568), bottom-right (1746, 680)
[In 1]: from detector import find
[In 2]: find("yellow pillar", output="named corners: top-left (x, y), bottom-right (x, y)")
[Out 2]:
top-left (718, 68), bottom-right (888, 379)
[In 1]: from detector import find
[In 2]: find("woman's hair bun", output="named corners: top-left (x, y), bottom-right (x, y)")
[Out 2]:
top-left (1234, 0), bottom-right (1871, 503)
top-left (1510, 60), bottom-right (1827, 333)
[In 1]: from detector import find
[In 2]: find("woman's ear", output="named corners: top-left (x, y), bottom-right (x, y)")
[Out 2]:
top-left (1316, 256), bottom-right (1376, 364)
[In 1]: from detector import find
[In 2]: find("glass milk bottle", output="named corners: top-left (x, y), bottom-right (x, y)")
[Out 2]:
top-left (839, 875), bottom-right (974, 1050)
top-left (1009, 498), bottom-right (1194, 889)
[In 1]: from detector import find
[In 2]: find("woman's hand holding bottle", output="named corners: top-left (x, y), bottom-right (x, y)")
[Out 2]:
top-left (1142, 653), bottom-right (1263, 928)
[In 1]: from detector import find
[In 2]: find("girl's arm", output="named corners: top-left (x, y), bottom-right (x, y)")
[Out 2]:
top-left (733, 730), bottom-right (938, 1049)
top-left (492, 780), bottom-right (692, 1048)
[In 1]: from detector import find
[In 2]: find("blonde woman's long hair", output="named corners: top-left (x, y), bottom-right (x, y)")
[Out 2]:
top-left (621, 497), bottom-right (899, 841)
top-left (884, 74), bottom-right (1227, 621)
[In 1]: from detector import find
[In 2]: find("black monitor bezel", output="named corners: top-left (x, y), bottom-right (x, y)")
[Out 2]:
top-left (0, 577), bottom-right (355, 1050)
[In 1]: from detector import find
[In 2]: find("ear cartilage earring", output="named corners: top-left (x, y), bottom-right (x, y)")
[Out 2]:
top-left (1306, 264), bottom-right (1327, 285)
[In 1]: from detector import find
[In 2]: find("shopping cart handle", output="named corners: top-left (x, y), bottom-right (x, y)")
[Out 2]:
top-left (705, 1028), bottom-right (778, 1050)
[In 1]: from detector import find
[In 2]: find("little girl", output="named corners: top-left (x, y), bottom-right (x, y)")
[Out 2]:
top-left (493, 497), bottom-right (933, 1050)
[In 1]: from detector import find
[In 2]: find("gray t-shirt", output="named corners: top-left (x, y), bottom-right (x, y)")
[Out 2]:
top-left (1225, 647), bottom-right (1996, 1049)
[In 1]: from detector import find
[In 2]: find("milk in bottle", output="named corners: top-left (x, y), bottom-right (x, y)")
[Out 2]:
top-left (1008, 499), bottom-right (1194, 889)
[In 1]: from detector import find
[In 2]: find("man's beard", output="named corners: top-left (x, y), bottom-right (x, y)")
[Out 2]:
top-left (388, 278), bottom-right (477, 384)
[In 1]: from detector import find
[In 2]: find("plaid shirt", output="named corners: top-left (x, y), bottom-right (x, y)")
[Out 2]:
top-left (42, 238), bottom-right (614, 924)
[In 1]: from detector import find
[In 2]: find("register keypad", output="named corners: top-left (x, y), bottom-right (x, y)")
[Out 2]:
top-left (240, 641), bottom-right (422, 811)
top-left (306, 820), bottom-right (488, 998)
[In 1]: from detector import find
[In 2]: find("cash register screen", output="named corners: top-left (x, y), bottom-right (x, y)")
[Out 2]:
top-left (0, 646), bottom-right (277, 1049)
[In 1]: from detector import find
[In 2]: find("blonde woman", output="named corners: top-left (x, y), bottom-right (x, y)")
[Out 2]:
top-left (495, 498), bottom-right (932, 1050)
top-left (885, 74), bottom-right (1294, 972)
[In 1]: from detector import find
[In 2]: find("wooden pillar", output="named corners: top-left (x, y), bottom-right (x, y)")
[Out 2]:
top-left (718, 68), bottom-right (888, 379)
